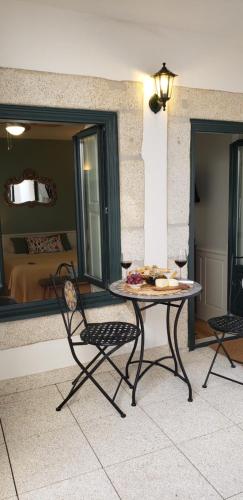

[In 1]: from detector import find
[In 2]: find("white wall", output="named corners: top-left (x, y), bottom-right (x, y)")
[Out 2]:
top-left (2, 0), bottom-right (243, 93)
top-left (143, 89), bottom-right (168, 346)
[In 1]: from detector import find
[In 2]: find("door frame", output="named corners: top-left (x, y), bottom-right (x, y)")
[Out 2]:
top-left (189, 119), bottom-right (243, 350)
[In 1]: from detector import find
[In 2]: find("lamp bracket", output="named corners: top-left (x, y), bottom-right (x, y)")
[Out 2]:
top-left (149, 94), bottom-right (163, 114)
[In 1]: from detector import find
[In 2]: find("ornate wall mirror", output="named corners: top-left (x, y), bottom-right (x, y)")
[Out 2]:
top-left (4, 169), bottom-right (57, 207)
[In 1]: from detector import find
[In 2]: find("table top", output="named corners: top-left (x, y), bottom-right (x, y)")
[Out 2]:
top-left (109, 280), bottom-right (202, 303)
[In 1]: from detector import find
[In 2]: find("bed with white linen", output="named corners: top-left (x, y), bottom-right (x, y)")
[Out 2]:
top-left (3, 231), bottom-right (77, 303)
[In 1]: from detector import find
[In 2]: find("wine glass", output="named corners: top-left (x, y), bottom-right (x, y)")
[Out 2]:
top-left (121, 255), bottom-right (132, 280)
top-left (174, 249), bottom-right (187, 280)
top-left (163, 270), bottom-right (173, 280)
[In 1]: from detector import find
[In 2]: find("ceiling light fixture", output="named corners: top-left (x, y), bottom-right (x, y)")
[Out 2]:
top-left (5, 124), bottom-right (27, 136)
top-left (149, 62), bottom-right (177, 113)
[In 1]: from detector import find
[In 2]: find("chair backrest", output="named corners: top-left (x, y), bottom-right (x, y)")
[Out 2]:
top-left (51, 262), bottom-right (87, 339)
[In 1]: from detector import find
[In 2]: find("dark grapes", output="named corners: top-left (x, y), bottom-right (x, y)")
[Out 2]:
top-left (126, 273), bottom-right (143, 285)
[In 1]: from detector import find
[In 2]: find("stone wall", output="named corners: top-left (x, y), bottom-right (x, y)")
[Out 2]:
top-left (0, 68), bottom-right (144, 350)
top-left (167, 85), bottom-right (243, 346)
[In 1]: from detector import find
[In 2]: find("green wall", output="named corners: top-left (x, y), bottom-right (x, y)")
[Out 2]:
top-left (0, 139), bottom-right (76, 234)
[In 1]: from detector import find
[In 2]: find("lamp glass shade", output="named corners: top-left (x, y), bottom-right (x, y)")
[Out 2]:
top-left (154, 63), bottom-right (177, 104)
top-left (149, 63), bottom-right (177, 113)
top-left (5, 124), bottom-right (26, 136)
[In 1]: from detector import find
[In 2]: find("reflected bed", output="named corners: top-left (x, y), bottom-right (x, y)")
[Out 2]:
top-left (4, 249), bottom-right (78, 303)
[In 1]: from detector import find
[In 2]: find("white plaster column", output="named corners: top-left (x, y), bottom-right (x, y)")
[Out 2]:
top-left (142, 85), bottom-right (168, 347)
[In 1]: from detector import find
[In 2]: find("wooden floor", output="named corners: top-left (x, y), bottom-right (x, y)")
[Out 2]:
top-left (195, 318), bottom-right (243, 363)
top-left (195, 319), bottom-right (214, 340)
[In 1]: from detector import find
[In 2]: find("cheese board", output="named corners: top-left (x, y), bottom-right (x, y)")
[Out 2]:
top-left (124, 282), bottom-right (191, 296)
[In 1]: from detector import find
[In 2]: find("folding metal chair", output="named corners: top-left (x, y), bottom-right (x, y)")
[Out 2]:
top-left (203, 256), bottom-right (243, 388)
top-left (51, 262), bottom-right (141, 418)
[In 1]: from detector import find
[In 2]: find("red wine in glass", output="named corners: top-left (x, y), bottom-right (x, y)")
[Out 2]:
top-left (174, 250), bottom-right (187, 279)
top-left (121, 260), bottom-right (132, 280)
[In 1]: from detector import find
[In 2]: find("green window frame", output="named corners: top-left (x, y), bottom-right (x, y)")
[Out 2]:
top-left (0, 104), bottom-right (123, 322)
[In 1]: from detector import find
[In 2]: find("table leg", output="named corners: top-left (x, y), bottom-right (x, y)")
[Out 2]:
top-left (166, 303), bottom-right (178, 376)
top-left (131, 300), bottom-right (145, 406)
top-left (125, 309), bottom-right (140, 379)
top-left (125, 336), bottom-right (138, 380)
top-left (173, 299), bottom-right (193, 402)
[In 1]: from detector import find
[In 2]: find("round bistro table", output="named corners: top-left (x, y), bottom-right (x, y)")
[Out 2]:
top-left (109, 280), bottom-right (202, 406)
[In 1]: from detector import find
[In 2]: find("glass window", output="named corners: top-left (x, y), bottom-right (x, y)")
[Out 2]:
top-left (80, 132), bottom-right (102, 280)
top-left (0, 106), bottom-right (121, 321)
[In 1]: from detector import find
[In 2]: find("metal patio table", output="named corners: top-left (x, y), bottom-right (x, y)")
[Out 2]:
top-left (109, 280), bottom-right (202, 405)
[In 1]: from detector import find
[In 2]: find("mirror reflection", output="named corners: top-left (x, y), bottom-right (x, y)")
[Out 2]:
top-left (5, 169), bottom-right (56, 207)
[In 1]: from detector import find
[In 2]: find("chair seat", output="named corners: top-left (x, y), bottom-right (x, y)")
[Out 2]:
top-left (81, 321), bottom-right (140, 346)
top-left (208, 314), bottom-right (243, 335)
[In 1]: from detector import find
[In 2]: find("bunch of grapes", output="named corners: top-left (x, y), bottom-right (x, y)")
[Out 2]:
top-left (126, 272), bottom-right (143, 285)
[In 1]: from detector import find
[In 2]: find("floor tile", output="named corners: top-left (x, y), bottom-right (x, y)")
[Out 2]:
top-left (0, 385), bottom-right (75, 443)
top-left (198, 378), bottom-right (243, 423)
top-left (58, 371), bottom-right (133, 422)
top-left (106, 446), bottom-right (221, 499)
top-left (237, 422), bottom-right (243, 433)
top-left (178, 353), bottom-right (235, 392)
top-left (19, 469), bottom-right (119, 500)
top-left (199, 355), bottom-right (243, 386)
top-left (0, 358), bottom-right (113, 399)
top-left (81, 408), bottom-right (172, 467)
top-left (111, 345), bottom-right (175, 375)
top-left (8, 423), bottom-right (100, 494)
top-left (0, 444), bottom-right (16, 499)
top-left (117, 348), bottom-right (222, 404)
top-left (143, 392), bottom-right (231, 443)
top-left (181, 346), bottom-right (213, 361)
top-left (0, 365), bottom-right (78, 398)
top-left (2, 346), bottom-right (243, 499)
top-left (179, 426), bottom-right (243, 498)
top-left (121, 365), bottom-right (191, 407)
top-left (0, 384), bottom-right (61, 407)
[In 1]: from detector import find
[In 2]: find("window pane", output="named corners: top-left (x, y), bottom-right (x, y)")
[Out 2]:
top-left (80, 133), bottom-right (102, 280)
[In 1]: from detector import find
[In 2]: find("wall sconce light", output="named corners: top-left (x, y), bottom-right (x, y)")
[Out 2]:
top-left (149, 62), bottom-right (177, 113)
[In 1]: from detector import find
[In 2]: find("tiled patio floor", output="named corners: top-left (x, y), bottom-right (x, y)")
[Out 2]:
top-left (1, 345), bottom-right (243, 499)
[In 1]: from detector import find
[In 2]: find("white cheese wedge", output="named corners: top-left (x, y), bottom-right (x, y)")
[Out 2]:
top-left (155, 278), bottom-right (169, 288)
top-left (168, 279), bottom-right (178, 287)
top-left (155, 278), bottom-right (178, 288)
